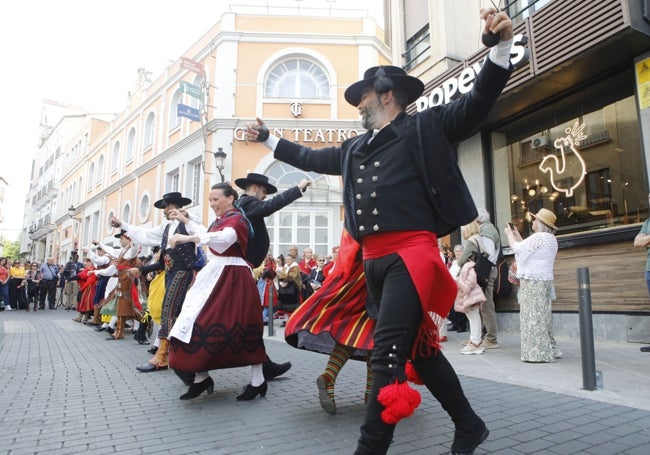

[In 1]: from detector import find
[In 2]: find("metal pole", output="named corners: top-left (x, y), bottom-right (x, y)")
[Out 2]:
top-left (577, 267), bottom-right (597, 391)
top-left (267, 296), bottom-right (274, 337)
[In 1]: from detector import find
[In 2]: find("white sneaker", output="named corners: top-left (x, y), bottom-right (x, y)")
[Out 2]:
top-left (483, 340), bottom-right (499, 349)
top-left (554, 350), bottom-right (563, 359)
top-left (5, 306), bottom-right (11, 311)
top-left (461, 342), bottom-right (485, 355)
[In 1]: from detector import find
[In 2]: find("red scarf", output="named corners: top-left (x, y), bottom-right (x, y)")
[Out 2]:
top-left (362, 231), bottom-right (457, 358)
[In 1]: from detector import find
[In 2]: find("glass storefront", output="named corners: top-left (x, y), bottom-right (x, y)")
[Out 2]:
top-left (491, 71), bottom-right (646, 241)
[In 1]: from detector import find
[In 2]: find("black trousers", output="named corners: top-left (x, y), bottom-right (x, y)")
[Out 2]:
top-left (355, 253), bottom-right (477, 455)
top-left (39, 279), bottom-right (58, 309)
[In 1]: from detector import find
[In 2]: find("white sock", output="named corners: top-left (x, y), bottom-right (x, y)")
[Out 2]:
top-left (109, 316), bottom-right (117, 329)
top-left (154, 337), bottom-right (160, 348)
top-left (194, 371), bottom-right (209, 383)
top-left (250, 364), bottom-right (264, 386)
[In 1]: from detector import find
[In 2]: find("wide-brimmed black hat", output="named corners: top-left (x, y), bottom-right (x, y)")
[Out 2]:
top-left (234, 173), bottom-right (278, 194)
top-left (153, 192), bottom-right (192, 209)
top-left (114, 229), bottom-right (130, 239)
top-left (344, 65), bottom-right (424, 107)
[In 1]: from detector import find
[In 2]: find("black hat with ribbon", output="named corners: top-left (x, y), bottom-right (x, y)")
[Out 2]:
top-left (234, 173), bottom-right (278, 194)
top-left (114, 229), bottom-right (130, 239)
top-left (153, 192), bottom-right (192, 209)
top-left (344, 65), bottom-right (424, 107)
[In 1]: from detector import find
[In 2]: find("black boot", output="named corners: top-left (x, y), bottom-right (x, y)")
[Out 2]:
top-left (355, 366), bottom-right (395, 455)
top-left (133, 322), bottom-right (150, 345)
top-left (412, 354), bottom-right (488, 454)
top-left (174, 369), bottom-right (196, 387)
top-left (262, 360), bottom-right (292, 380)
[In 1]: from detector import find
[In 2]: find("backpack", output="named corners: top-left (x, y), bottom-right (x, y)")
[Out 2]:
top-left (470, 236), bottom-right (494, 290)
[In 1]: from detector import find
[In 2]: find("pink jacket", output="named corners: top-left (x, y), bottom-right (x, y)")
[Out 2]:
top-left (453, 261), bottom-right (486, 313)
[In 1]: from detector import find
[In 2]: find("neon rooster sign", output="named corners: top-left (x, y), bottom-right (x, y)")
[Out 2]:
top-left (538, 121), bottom-right (588, 198)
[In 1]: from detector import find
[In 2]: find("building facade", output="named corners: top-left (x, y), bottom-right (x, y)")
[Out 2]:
top-left (398, 0), bottom-right (650, 340)
top-left (23, 4), bottom-right (391, 264)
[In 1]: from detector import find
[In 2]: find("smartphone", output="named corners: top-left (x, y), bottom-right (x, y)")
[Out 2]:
top-left (507, 222), bottom-right (515, 231)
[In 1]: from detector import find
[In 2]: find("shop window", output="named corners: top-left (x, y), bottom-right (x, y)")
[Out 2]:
top-left (491, 74), bottom-right (646, 240)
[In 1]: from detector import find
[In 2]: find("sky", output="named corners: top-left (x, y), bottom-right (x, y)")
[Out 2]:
top-left (0, 0), bottom-right (383, 242)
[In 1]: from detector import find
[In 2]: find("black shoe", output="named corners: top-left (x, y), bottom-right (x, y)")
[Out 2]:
top-left (262, 361), bottom-right (292, 381)
top-left (456, 327), bottom-right (468, 333)
top-left (95, 325), bottom-right (107, 332)
top-left (180, 377), bottom-right (214, 400)
top-left (133, 332), bottom-right (150, 345)
top-left (136, 362), bottom-right (168, 372)
top-left (641, 346), bottom-right (650, 353)
top-left (448, 326), bottom-right (459, 331)
top-left (147, 346), bottom-right (159, 355)
top-left (106, 327), bottom-right (115, 334)
top-left (236, 381), bottom-right (267, 401)
top-left (450, 421), bottom-right (489, 455)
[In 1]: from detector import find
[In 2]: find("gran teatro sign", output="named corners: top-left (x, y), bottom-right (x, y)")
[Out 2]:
top-left (416, 33), bottom-right (529, 111)
top-left (234, 127), bottom-right (362, 143)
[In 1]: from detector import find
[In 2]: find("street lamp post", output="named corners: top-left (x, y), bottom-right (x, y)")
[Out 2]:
top-left (213, 147), bottom-right (227, 183)
top-left (67, 205), bottom-right (82, 251)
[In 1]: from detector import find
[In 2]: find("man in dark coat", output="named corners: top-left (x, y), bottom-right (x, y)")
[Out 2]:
top-left (234, 172), bottom-right (311, 380)
top-left (245, 8), bottom-right (514, 454)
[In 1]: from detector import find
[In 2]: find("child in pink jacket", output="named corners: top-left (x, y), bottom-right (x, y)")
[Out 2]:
top-left (454, 260), bottom-right (487, 355)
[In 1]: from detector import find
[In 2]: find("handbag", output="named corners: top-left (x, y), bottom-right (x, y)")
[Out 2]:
top-left (508, 260), bottom-right (520, 286)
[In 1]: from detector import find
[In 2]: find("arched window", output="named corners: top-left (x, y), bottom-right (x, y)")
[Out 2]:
top-left (265, 58), bottom-right (330, 99)
top-left (143, 111), bottom-right (155, 148)
top-left (96, 155), bottom-right (104, 184)
top-left (262, 162), bottom-right (339, 258)
top-left (87, 162), bottom-right (95, 189)
top-left (169, 90), bottom-right (182, 130)
top-left (126, 128), bottom-right (136, 162)
top-left (112, 141), bottom-right (120, 172)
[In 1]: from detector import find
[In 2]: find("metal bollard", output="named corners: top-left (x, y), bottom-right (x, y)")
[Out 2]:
top-left (267, 298), bottom-right (274, 337)
top-left (577, 267), bottom-right (597, 391)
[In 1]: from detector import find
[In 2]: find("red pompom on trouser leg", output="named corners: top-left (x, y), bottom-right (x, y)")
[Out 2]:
top-left (377, 379), bottom-right (422, 424)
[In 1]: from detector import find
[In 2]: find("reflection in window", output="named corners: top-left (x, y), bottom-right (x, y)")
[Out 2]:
top-left (493, 93), bottom-right (645, 239)
top-left (265, 58), bottom-right (329, 99)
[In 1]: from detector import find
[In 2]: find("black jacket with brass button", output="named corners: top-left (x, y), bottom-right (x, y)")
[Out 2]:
top-left (274, 58), bottom-right (512, 241)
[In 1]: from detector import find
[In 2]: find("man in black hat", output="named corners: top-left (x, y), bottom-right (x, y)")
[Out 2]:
top-left (245, 8), bottom-right (512, 455)
top-left (111, 192), bottom-right (203, 373)
top-left (234, 172), bottom-right (311, 380)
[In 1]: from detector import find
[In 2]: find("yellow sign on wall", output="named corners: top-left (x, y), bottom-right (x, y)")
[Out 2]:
top-left (637, 57), bottom-right (650, 110)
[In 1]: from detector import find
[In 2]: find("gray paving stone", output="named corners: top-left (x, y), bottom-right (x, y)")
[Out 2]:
top-left (2, 309), bottom-right (650, 454)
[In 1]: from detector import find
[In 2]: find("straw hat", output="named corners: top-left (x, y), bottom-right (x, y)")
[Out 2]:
top-left (531, 208), bottom-right (557, 230)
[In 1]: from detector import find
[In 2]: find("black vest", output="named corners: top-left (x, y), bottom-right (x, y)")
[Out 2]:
top-left (159, 222), bottom-right (197, 271)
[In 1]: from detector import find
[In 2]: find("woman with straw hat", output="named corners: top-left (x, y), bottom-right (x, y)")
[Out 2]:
top-left (504, 208), bottom-right (561, 363)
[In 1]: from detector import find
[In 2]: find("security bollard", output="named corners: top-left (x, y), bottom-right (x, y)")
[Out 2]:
top-left (267, 298), bottom-right (274, 337)
top-left (577, 267), bottom-right (597, 391)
